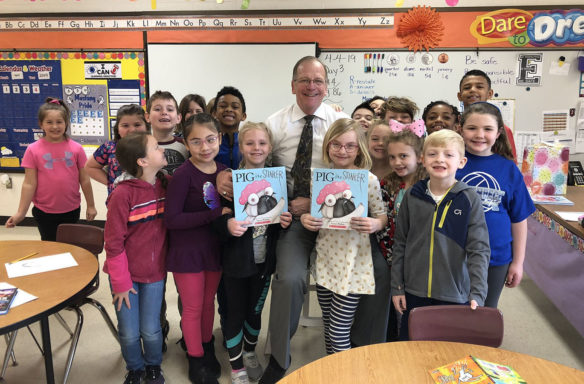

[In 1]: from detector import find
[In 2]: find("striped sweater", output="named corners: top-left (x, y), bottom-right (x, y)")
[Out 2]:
top-left (104, 175), bottom-right (168, 293)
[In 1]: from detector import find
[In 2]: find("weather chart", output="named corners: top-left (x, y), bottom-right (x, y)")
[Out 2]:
top-left (0, 51), bottom-right (145, 171)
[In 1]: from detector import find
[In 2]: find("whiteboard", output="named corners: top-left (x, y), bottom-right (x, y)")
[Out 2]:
top-left (318, 50), bottom-right (582, 136)
top-left (147, 43), bottom-right (316, 122)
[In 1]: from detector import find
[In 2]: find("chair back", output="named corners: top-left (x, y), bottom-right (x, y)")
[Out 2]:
top-left (408, 305), bottom-right (504, 348)
top-left (56, 223), bottom-right (104, 257)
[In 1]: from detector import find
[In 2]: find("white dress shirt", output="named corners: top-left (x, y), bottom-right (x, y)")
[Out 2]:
top-left (265, 102), bottom-right (349, 196)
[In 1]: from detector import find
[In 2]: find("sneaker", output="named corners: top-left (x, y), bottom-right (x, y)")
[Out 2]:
top-left (145, 365), bottom-right (165, 384)
top-left (202, 336), bottom-right (221, 378)
top-left (242, 351), bottom-right (263, 381)
top-left (258, 356), bottom-right (286, 384)
top-left (231, 369), bottom-right (249, 384)
top-left (124, 369), bottom-right (144, 384)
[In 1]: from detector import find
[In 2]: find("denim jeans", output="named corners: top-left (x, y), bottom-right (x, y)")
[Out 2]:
top-left (113, 279), bottom-right (164, 371)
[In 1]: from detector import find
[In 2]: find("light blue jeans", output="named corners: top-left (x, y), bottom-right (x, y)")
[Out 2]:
top-left (113, 279), bottom-right (164, 371)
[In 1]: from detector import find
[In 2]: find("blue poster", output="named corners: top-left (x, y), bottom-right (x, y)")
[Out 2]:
top-left (0, 60), bottom-right (62, 171)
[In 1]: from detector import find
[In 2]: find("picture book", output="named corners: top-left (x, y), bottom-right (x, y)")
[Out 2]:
top-left (472, 357), bottom-right (527, 384)
top-left (429, 355), bottom-right (526, 384)
top-left (310, 168), bottom-right (369, 230)
top-left (530, 194), bottom-right (574, 205)
top-left (232, 167), bottom-right (287, 226)
top-left (0, 286), bottom-right (18, 315)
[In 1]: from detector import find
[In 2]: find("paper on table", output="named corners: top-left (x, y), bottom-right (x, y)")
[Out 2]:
top-left (5, 252), bottom-right (78, 278)
top-left (0, 282), bottom-right (37, 308)
top-left (554, 211), bottom-right (584, 222)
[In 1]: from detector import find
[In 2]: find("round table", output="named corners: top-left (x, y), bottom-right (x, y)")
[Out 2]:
top-left (279, 340), bottom-right (584, 384)
top-left (0, 240), bottom-right (99, 384)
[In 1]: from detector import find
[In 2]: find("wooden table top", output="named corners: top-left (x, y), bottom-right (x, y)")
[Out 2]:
top-left (279, 341), bottom-right (584, 384)
top-left (535, 186), bottom-right (584, 238)
top-left (0, 240), bottom-right (98, 333)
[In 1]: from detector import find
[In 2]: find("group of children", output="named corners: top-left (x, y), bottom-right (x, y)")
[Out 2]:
top-left (4, 68), bottom-right (535, 384)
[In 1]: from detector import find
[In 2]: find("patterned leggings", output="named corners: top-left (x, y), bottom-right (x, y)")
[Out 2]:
top-left (316, 284), bottom-right (360, 354)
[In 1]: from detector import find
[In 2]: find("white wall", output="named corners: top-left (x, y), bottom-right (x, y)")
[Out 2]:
top-left (0, 175), bottom-right (109, 221)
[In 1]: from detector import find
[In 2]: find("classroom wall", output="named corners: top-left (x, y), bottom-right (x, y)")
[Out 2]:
top-left (1, 3), bottom-right (583, 221)
top-left (0, 0), bottom-right (583, 13)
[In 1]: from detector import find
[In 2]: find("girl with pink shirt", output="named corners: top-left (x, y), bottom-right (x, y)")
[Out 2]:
top-left (5, 97), bottom-right (96, 240)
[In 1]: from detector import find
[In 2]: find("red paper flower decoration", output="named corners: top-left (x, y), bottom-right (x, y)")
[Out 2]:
top-left (397, 6), bottom-right (444, 52)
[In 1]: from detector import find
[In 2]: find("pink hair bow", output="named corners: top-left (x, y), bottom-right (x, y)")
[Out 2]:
top-left (389, 119), bottom-right (425, 138)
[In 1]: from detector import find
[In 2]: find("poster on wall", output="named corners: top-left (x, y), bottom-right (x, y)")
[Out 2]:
top-left (0, 60), bottom-right (62, 169)
top-left (0, 51), bottom-right (146, 172)
top-left (64, 84), bottom-right (108, 145)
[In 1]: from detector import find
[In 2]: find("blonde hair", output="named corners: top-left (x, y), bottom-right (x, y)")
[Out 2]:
top-left (423, 129), bottom-right (465, 157)
top-left (366, 119), bottom-right (390, 142)
top-left (386, 130), bottom-right (427, 192)
top-left (322, 118), bottom-right (372, 170)
top-left (238, 121), bottom-right (273, 168)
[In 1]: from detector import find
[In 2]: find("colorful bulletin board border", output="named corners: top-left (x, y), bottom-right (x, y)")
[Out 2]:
top-left (533, 210), bottom-right (584, 254)
top-left (0, 51), bottom-right (145, 172)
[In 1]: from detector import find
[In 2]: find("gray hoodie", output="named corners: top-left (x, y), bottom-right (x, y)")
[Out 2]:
top-left (391, 179), bottom-right (490, 306)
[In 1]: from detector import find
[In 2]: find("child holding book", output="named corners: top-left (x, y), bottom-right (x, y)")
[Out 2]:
top-left (391, 129), bottom-right (490, 340)
top-left (104, 132), bottom-right (168, 384)
top-left (300, 118), bottom-right (387, 353)
top-left (213, 122), bottom-right (292, 384)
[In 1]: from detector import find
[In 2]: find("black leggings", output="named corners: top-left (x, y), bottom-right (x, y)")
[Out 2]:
top-left (32, 206), bottom-right (80, 241)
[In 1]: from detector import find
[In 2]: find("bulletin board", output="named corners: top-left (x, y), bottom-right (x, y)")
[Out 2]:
top-left (0, 51), bottom-right (146, 171)
top-left (319, 49), bottom-right (582, 136)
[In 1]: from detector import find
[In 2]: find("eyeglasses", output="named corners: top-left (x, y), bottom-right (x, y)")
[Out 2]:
top-left (329, 142), bottom-right (359, 153)
top-left (189, 136), bottom-right (218, 147)
top-left (294, 78), bottom-right (326, 87)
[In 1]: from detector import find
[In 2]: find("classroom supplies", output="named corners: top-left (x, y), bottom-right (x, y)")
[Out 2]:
top-left (0, 282), bottom-right (37, 309)
top-left (310, 168), bottom-right (368, 230)
top-left (530, 194), bottom-right (574, 205)
top-left (232, 167), bottom-right (287, 226)
top-left (0, 286), bottom-right (18, 315)
top-left (5, 252), bottom-right (78, 278)
top-left (429, 355), bottom-right (526, 384)
top-left (9, 251), bottom-right (39, 264)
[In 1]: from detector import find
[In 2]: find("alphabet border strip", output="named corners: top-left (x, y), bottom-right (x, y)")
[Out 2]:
top-left (0, 15), bottom-right (394, 31)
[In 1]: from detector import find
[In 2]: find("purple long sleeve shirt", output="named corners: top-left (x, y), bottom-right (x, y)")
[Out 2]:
top-left (165, 160), bottom-right (226, 273)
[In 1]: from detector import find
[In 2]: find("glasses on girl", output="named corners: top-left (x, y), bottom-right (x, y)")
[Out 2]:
top-left (329, 142), bottom-right (359, 153)
top-left (189, 136), bottom-right (218, 147)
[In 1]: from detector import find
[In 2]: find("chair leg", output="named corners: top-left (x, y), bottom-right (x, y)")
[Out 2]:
top-left (62, 306), bottom-right (83, 384)
top-left (55, 313), bottom-right (74, 337)
top-left (3, 333), bottom-right (17, 366)
top-left (85, 298), bottom-right (119, 343)
top-left (1, 331), bottom-right (18, 379)
top-left (26, 325), bottom-right (44, 355)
